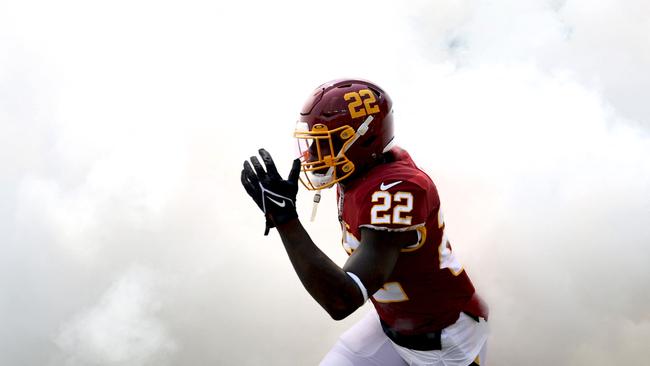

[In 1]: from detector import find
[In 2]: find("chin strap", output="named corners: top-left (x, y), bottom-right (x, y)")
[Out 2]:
top-left (310, 190), bottom-right (321, 222)
top-left (343, 115), bottom-right (373, 154)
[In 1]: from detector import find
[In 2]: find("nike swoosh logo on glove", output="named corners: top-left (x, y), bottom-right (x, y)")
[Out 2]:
top-left (380, 181), bottom-right (403, 191)
top-left (267, 196), bottom-right (286, 207)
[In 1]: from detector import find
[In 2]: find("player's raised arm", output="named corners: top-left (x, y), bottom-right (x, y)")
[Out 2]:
top-left (275, 218), bottom-right (364, 320)
top-left (274, 218), bottom-right (417, 320)
top-left (242, 148), bottom-right (373, 319)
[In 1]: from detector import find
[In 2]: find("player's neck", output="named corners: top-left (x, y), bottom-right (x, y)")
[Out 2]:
top-left (339, 152), bottom-right (394, 190)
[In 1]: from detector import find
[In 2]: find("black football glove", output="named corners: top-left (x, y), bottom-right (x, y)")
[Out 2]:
top-left (241, 148), bottom-right (301, 235)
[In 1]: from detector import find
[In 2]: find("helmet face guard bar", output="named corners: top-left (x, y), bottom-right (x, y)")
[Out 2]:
top-left (294, 116), bottom-right (374, 190)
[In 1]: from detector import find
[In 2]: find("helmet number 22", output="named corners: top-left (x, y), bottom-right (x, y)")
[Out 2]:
top-left (344, 89), bottom-right (381, 119)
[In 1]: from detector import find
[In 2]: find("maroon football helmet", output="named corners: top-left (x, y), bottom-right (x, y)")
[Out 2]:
top-left (294, 79), bottom-right (394, 190)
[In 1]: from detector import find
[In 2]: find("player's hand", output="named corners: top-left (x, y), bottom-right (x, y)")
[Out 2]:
top-left (241, 148), bottom-right (301, 235)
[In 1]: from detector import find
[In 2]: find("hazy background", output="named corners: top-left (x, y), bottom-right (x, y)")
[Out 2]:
top-left (1, 0), bottom-right (649, 365)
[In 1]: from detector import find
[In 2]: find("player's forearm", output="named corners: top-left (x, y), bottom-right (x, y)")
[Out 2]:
top-left (276, 218), bottom-right (363, 320)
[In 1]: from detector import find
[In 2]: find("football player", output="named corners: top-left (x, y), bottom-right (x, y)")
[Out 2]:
top-left (241, 79), bottom-right (489, 366)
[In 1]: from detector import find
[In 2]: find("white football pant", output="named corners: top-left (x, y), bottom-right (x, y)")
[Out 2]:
top-left (320, 308), bottom-right (488, 366)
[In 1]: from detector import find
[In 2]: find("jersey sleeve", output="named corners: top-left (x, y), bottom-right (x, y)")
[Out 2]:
top-left (356, 179), bottom-right (433, 232)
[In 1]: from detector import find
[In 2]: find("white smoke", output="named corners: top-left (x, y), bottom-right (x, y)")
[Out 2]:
top-left (406, 0), bottom-right (650, 127)
top-left (401, 64), bottom-right (650, 365)
top-left (53, 266), bottom-right (177, 366)
top-left (399, 2), bottom-right (650, 363)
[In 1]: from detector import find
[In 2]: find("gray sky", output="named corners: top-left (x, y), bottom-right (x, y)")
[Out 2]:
top-left (1, 1), bottom-right (649, 365)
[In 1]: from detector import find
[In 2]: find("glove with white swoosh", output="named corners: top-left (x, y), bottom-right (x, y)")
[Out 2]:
top-left (241, 148), bottom-right (301, 235)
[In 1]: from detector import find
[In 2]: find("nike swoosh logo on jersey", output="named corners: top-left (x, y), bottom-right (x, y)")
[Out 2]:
top-left (267, 196), bottom-right (286, 207)
top-left (380, 180), bottom-right (403, 191)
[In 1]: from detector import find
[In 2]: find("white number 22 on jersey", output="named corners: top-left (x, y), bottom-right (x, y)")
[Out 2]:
top-left (370, 191), bottom-right (413, 225)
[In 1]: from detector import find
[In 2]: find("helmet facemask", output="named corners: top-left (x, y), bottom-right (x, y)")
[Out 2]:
top-left (294, 120), bottom-right (369, 190)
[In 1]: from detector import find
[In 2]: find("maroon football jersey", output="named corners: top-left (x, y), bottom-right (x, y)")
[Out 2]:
top-left (338, 147), bottom-right (477, 335)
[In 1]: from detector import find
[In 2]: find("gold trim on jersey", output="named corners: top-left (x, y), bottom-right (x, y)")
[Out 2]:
top-left (358, 222), bottom-right (425, 232)
top-left (400, 226), bottom-right (427, 253)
